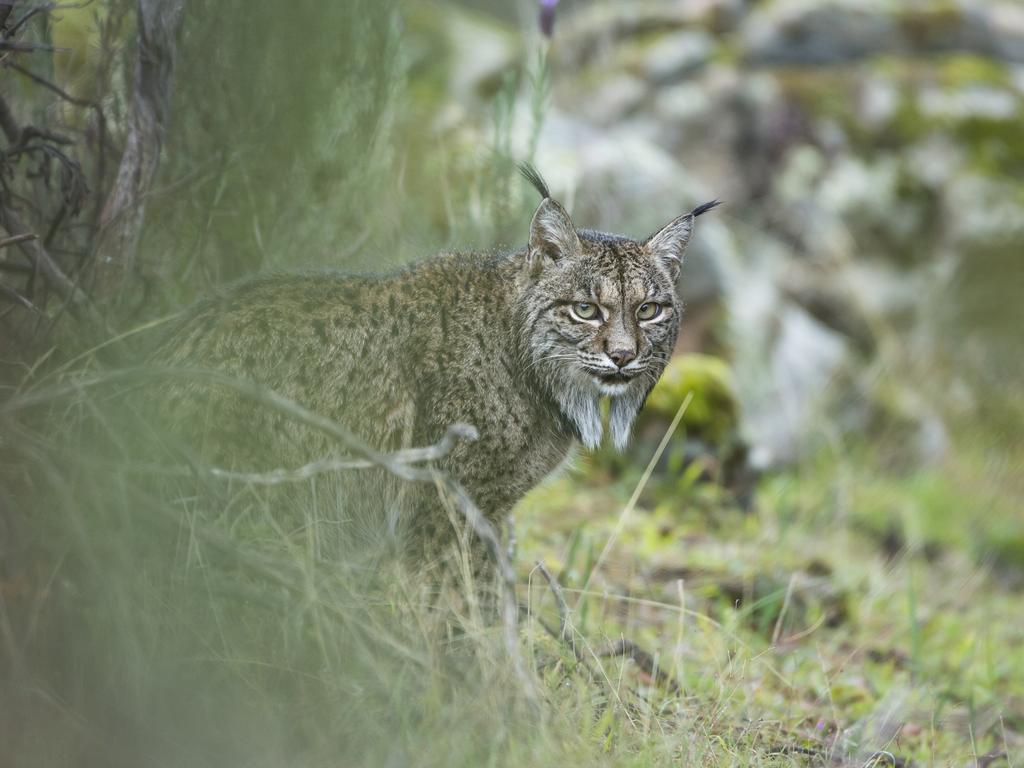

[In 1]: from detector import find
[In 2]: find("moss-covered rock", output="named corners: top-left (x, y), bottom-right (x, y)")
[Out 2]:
top-left (643, 353), bottom-right (740, 447)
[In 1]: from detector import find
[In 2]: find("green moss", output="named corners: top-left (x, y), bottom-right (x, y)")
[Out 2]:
top-left (645, 353), bottom-right (739, 446)
top-left (936, 54), bottom-right (1012, 90)
top-left (774, 66), bottom-right (862, 126)
top-left (888, 89), bottom-right (933, 143)
top-left (955, 112), bottom-right (1024, 177)
top-left (869, 53), bottom-right (1024, 175)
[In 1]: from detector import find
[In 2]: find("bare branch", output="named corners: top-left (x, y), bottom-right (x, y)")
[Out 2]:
top-left (136, 423), bottom-right (481, 485)
top-left (17, 124), bottom-right (73, 145)
top-left (0, 39), bottom-right (68, 53)
top-left (536, 560), bottom-right (570, 642)
top-left (0, 231), bottom-right (37, 250)
top-left (0, 93), bottom-right (73, 152)
top-left (0, 280), bottom-right (40, 312)
top-left (0, 206), bottom-right (80, 301)
top-left (595, 638), bottom-right (681, 694)
top-left (6, 59), bottom-right (99, 109)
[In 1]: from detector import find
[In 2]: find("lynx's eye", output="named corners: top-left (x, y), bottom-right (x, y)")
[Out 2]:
top-left (571, 302), bottom-right (601, 322)
top-left (637, 302), bottom-right (662, 321)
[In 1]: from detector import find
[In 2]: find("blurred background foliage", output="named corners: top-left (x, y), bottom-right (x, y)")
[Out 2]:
top-left (147, 0), bottom-right (402, 289)
top-left (1, 0), bottom-right (1023, 765)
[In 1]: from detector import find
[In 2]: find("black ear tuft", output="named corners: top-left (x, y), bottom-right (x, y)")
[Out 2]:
top-left (691, 199), bottom-right (722, 218)
top-left (517, 161), bottom-right (551, 200)
top-left (528, 198), bottom-right (579, 273)
top-left (644, 200), bottom-right (719, 281)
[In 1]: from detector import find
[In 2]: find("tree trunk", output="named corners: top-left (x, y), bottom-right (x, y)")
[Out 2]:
top-left (95, 0), bottom-right (186, 307)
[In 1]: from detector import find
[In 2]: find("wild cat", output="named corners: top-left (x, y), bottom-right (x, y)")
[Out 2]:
top-left (155, 165), bottom-right (719, 557)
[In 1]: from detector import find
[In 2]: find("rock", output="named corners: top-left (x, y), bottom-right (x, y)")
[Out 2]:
top-left (742, 2), bottom-right (902, 65)
top-left (654, 80), bottom-right (714, 125)
top-left (859, 381), bottom-right (950, 469)
top-left (840, 260), bottom-right (923, 323)
top-left (903, 135), bottom-right (966, 191)
top-left (917, 84), bottom-right (1018, 121)
top-left (857, 75), bottom-right (900, 131)
top-left (554, 0), bottom-right (736, 70)
top-left (990, 2), bottom-right (1024, 61)
top-left (817, 156), bottom-right (901, 222)
top-left (944, 173), bottom-right (1024, 248)
top-left (780, 269), bottom-right (877, 356)
top-left (639, 29), bottom-right (714, 84)
top-left (815, 155), bottom-right (936, 263)
top-left (440, 5), bottom-right (520, 105)
top-left (579, 73), bottom-right (649, 125)
top-left (751, 305), bottom-right (850, 468)
top-left (724, 242), bottom-right (853, 469)
top-left (742, 0), bottom-right (1024, 66)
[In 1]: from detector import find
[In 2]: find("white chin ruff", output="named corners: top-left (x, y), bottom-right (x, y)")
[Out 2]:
top-left (597, 381), bottom-right (630, 397)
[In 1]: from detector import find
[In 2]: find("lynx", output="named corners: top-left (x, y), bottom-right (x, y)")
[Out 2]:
top-left (155, 166), bottom-right (718, 557)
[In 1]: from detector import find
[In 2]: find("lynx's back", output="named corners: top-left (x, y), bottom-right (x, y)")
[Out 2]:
top-left (157, 258), bottom-right (515, 469)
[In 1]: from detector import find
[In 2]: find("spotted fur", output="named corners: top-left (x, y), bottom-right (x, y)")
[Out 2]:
top-left (154, 174), bottom-right (717, 556)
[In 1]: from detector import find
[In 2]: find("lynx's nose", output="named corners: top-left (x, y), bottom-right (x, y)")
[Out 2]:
top-left (607, 348), bottom-right (636, 368)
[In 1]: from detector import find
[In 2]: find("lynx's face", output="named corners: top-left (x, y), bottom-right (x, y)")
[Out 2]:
top-left (531, 231), bottom-right (679, 399)
top-left (517, 180), bottom-right (717, 450)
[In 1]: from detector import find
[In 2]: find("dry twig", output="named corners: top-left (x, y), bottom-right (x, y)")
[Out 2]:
top-left (0, 204), bottom-right (92, 312)
top-left (0, 232), bottom-right (37, 250)
top-left (5, 59), bottom-right (98, 109)
top-left (536, 560), bottom-right (570, 642)
top-left (0, 280), bottom-right (41, 313)
top-left (134, 423), bottom-right (480, 485)
top-left (595, 638), bottom-right (681, 694)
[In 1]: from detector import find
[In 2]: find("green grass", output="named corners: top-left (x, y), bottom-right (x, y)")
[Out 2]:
top-left (515, 424), bottom-right (1024, 766)
top-left (6, 358), bottom-right (1020, 767)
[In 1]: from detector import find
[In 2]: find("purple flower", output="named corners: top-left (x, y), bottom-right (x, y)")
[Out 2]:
top-left (539, 0), bottom-right (559, 38)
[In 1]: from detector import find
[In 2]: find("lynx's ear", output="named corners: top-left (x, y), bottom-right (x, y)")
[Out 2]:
top-left (520, 161), bottom-right (580, 275)
top-left (528, 198), bottom-right (581, 274)
top-left (645, 199), bottom-right (721, 281)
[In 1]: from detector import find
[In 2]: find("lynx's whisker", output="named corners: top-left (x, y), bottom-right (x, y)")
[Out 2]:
top-left (524, 352), bottom-right (579, 371)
